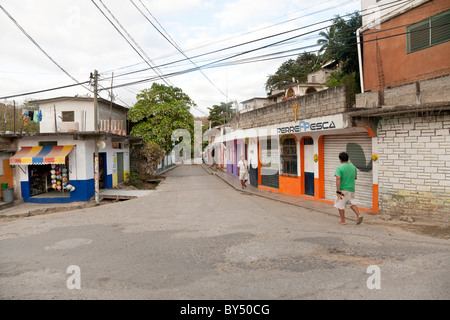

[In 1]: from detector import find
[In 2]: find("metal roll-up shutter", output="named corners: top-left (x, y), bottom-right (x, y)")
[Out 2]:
top-left (324, 133), bottom-right (373, 210)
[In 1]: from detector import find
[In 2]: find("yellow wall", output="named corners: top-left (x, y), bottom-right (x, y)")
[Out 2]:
top-left (0, 159), bottom-right (14, 199)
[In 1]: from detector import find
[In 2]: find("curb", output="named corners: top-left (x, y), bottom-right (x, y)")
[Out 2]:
top-left (199, 164), bottom-right (351, 221)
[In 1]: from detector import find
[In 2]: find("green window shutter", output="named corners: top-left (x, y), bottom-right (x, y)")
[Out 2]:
top-left (408, 19), bottom-right (430, 53)
top-left (431, 9), bottom-right (450, 46)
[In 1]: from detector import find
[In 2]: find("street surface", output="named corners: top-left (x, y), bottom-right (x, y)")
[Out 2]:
top-left (0, 165), bottom-right (449, 300)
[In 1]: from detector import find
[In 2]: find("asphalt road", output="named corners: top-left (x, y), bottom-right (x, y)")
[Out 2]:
top-left (0, 165), bottom-right (449, 300)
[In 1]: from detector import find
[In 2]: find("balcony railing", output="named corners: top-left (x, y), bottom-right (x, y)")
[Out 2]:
top-left (99, 120), bottom-right (127, 136)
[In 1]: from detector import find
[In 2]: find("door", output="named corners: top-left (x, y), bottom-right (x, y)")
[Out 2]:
top-left (99, 152), bottom-right (106, 189)
top-left (303, 137), bottom-right (314, 196)
top-left (324, 133), bottom-right (373, 210)
top-left (117, 152), bottom-right (124, 184)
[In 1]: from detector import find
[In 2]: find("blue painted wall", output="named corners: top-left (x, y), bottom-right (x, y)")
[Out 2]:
top-left (21, 179), bottom-right (95, 203)
top-left (105, 174), bottom-right (113, 189)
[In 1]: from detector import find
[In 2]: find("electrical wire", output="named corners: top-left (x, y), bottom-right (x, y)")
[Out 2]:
top-left (91, 0), bottom-right (171, 87)
top-left (129, 0), bottom-right (228, 98)
top-left (0, 3), bottom-right (92, 94)
top-left (104, 19), bottom-right (450, 90)
top-left (2, 0), bottom-right (443, 101)
top-left (101, 0), bottom-right (413, 82)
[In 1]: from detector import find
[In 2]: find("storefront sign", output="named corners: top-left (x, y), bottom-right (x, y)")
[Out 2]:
top-left (276, 114), bottom-right (346, 134)
top-left (298, 120), bottom-right (336, 132)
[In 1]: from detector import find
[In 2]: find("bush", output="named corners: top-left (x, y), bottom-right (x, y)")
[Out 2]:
top-left (131, 141), bottom-right (165, 180)
top-left (125, 170), bottom-right (145, 189)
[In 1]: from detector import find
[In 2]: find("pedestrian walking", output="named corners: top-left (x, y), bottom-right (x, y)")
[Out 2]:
top-left (334, 152), bottom-right (363, 225)
top-left (237, 155), bottom-right (249, 189)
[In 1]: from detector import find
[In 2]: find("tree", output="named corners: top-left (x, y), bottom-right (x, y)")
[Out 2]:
top-left (0, 100), bottom-right (39, 134)
top-left (130, 141), bottom-right (165, 180)
top-left (207, 102), bottom-right (235, 127)
top-left (317, 25), bottom-right (337, 60)
top-left (265, 52), bottom-right (323, 94)
top-left (127, 83), bottom-right (195, 153)
top-left (330, 12), bottom-right (362, 85)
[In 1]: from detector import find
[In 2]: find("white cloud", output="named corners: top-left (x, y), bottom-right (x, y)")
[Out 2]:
top-left (0, 0), bottom-right (361, 116)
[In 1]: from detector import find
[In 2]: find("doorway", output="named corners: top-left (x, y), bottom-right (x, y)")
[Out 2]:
top-left (302, 137), bottom-right (314, 196)
top-left (117, 152), bottom-right (124, 184)
top-left (99, 152), bottom-right (106, 189)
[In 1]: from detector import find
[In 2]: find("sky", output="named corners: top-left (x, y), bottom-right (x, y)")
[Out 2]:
top-left (0, 0), bottom-right (361, 117)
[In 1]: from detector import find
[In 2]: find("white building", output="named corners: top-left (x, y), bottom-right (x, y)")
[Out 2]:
top-left (8, 96), bottom-right (139, 203)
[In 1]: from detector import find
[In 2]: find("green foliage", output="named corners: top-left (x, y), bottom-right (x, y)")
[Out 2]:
top-left (207, 102), bottom-right (235, 127)
top-left (329, 12), bottom-right (362, 87)
top-left (317, 25), bottom-right (337, 60)
top-left (128, 83), bottom-right (195, 153)
top-left (265, 52), bottom-right (324, 94)
top-left (131, 141), bottom-right (165, 180)
top-left (0, 101), bottom-right (39, 134)
top-left (125, 170), bottom-right (146, 189)
top-left (326, 68), bottom-right (345, 88)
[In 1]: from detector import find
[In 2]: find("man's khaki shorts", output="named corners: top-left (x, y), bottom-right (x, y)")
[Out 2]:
top-left (334, 191), bottom-right (357, 210)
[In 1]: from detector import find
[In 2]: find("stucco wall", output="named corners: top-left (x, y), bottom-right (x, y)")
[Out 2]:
top-left (362, 0), bottom-right (450, 91)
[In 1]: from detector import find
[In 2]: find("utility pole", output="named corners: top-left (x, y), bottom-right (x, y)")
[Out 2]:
top-left (93, 70), bottom-right (100, 205)
top-left (13, 100), bottom-right (16, 133)
top-left (109, 72), bottom-right (114, 133)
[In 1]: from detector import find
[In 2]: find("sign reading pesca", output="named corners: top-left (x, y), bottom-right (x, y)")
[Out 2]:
top-left (277, 120), bottom-right (336, 134)
top-left (275, 114), bottom-right (346, 134)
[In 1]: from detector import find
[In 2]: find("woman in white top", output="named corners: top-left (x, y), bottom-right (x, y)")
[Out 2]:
top-left (237, 155), bottom-right (249, 189)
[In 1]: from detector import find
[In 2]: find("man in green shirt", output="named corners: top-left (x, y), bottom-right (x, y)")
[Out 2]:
top-left (334, 152), bottom-right (363, 225)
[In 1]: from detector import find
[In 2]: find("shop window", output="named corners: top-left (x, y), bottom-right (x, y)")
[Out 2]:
top-left (407, 9), bottom-right (450, 53)
top-left (280, 135), bottom-right (297, 176)
top-left (62, 111), bottom-right (75, 122)
top-left (29, 161), bottom-right (71, 197)
top-left (261, 137), bottom-right (279, 189)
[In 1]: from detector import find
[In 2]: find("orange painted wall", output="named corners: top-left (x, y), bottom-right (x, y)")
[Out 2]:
top-left (279, 175), bottom-right (301, 197)
top-left (0, 159), bottom-right (14, 199)
top-left (362, 0), bottom-right (450, 91)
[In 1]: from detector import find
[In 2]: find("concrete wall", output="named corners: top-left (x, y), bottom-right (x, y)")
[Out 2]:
top-left (377, 113), bottom-right (450, 223)
top-left (39, 100), bottom-right (95, 133)
top-left (233, 85), bottom-right (348, 130)
top-left (355, 74), bottom-right (450, 108)
top-left (39, 99), bottom-right (128, 133)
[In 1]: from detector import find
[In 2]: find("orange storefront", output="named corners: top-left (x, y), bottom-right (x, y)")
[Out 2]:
top-left (232, 115), bottom-right (379, 213)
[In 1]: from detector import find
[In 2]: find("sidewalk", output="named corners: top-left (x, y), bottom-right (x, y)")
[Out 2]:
top-left (200, 163), bottom-right (378, 224)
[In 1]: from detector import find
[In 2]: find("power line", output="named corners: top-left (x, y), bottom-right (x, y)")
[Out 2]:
top-left (102, 0), bottom-right (359, 75)
top-left (91, 0), bottom-right (171, 87)
top-left (129, 0), bottom-right (228, 99)
top-left (103, 19), bottom-right (450, 91)
top-left (3, 0), bottom-right (434, 101)
top-left (0, 3), bottom-right (91, 93)
top-left (0, 81), bottom-right (90, 100)
top-left (102, 0), bottom-right (413, 82)
top-left (1, 19), bottom-right (439, 101)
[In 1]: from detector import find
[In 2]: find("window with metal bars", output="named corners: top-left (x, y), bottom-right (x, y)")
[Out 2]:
top-left (407, 9), bottom-right (450, 53)
top-left (280, 135), bottom-right (297, 176)
top-left (61, 111), bottom-right (75, 122)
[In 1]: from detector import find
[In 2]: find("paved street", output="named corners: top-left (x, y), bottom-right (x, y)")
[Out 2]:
top-left (0, 165), bottom-right (449, 300)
